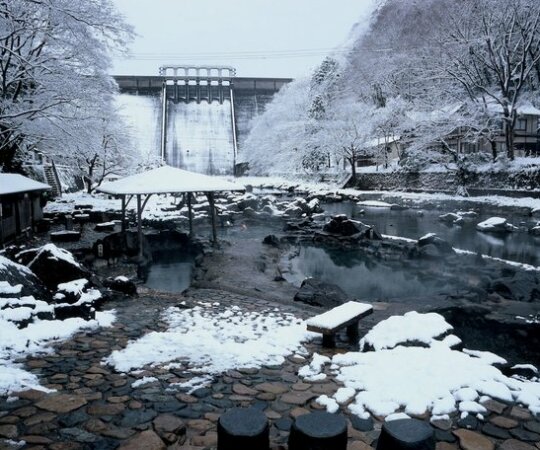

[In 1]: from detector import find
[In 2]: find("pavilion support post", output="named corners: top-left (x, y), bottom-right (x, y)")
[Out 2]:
top-left (187, 193), bottom-right (193, 238)
top-left (121, 195), bottom-right (126, 233)
top-left (206, 192), bottom-right (217, 244)
top-left (137, 194), bottom-right (143, 261)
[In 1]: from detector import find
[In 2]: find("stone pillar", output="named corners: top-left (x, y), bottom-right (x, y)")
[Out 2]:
top-left (217, 407), bottom-right (269, 450)
top-left (376, 419), bottom-right (435, 450)
top-left (289, 412), bottom-right (347, 450)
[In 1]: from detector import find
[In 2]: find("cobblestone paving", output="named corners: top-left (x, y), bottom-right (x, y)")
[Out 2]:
top-left (0, 288), bottom-right (539, 450)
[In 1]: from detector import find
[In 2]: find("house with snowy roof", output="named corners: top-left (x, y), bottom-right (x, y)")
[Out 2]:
top-left (442, 103), bottom-right (540, 157)
top-left (0, 173), bottom-right (51, 244)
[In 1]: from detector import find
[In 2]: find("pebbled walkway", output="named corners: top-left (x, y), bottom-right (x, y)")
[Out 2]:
top-left (0, 288), bottom-right (539, 450)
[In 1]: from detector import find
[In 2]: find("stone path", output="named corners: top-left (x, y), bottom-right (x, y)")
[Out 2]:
top-left (0, 288), bottom-right (539, 450)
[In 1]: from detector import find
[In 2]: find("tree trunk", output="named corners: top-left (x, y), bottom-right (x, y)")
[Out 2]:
top-left (348, 157), bottom-right (357, 181)
top-left (490, 141), bottom-right (497, 162)
top-left (504, 116), bottom-right (515, 160)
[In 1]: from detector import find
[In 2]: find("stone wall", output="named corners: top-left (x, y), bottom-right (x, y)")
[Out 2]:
top-left (352, 169), bottom-right (540, 195)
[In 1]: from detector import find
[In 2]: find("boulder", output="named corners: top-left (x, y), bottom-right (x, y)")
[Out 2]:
top-left (323, 215), bottom-right (382, 240)
top-left (477, 217), bottom-right (516, 233)
top-left (262, 235), bottom-right (280, 247)
top-left (439, 213), bottom-right (461, 224)
top-left (103, 276), bottom-right (137, 296)
top-left (27, 244), bottom-right (90, 290)
top-left (417, 233), bottom-right (454, 254)
top-left (294, 278), bottom-right (349, 308)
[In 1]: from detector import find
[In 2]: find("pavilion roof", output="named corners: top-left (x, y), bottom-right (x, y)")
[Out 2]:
top-left (96, 166), bottom-right (244, 196)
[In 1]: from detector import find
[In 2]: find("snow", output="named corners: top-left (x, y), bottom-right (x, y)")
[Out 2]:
top-left (0, 173), bottom-right (50, 196)
top-left (298, 353), bottom-right (331, 380)
top-left (476, 217), bottom-right (513, 232)
top-left (357, 200), bottom-right (392, 208)
top-left (97, 165), bottom-right (244, 195)
top-left (0, 281), bottom-right (22, 295)
top-left (512, 364), bottom-right (538, 373)
top-left (131, 376), bottom-right (158, 388)
top-left (299, 311), bottom-right (540, 418)
top-left (57, 279), bottom-right (88, 294)
top-left (0, 310), bottom-right (116, 395)
top-left (306, 301), bottom-right (372, 331)
top-left (360, 311), bottom-right (453, 351)
top-left (316, 395), bottom-right (339, 413)
top-left (106, 304), bottom-right (315, 380)
top-left (29, 243), bottom-right (81, 268)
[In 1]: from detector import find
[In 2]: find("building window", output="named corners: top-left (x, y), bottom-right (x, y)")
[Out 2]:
top-left (516, 118), bottom-right (528, 131)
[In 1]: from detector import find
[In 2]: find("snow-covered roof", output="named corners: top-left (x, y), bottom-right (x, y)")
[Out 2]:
top-left (365, 135), bottom-right (401, 149)
top-left (0, 174), bottom-right (51, 196)
top-left (96, 166), bottom-right (244, 196)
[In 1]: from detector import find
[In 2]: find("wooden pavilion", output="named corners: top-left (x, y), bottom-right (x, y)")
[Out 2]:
top-left (96, 166), bottom-right (244, 258)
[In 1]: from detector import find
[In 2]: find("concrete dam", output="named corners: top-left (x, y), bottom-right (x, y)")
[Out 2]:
top-left (115, 66), bottom-right (292, 175)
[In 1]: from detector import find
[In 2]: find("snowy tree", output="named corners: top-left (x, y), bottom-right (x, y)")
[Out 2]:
top-left (436, 0), bottom-right (540, 160)
top-left (0, 0), bottom-right (133, 171)
top-left (242, 79), bottom-right (312, 175)
top-left (319, 99), bottom-right (376, 181)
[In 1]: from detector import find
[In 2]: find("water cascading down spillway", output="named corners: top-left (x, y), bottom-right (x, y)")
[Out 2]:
top-left (161, 66), bottom-right (237, 176)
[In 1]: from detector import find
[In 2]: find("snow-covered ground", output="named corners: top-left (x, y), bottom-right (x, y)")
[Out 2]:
top-left (299, 312), bottom-right (540, 419)
top-left (106, 302), bottom-right (315, 390)
top-left (0, 256), bottom-right (116, 395)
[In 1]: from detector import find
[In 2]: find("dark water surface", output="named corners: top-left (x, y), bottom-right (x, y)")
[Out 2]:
top-left (323, 202), bottom-right (540, 266)
top-left (144, 250), bottom-right (194, 293)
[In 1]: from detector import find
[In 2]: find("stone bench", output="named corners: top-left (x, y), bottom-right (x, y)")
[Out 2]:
top-left (376, 418), bottom-right (435, 450)
top-left (306, 301), bottom-right (373, 347)
top-left (217, 407), bottom-right (269, 450)
top-left (288, 411), bottom-right (347, 450)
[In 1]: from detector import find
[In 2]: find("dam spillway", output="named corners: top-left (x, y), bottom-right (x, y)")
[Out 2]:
top-left (114, 69), bottom-right (291, 175)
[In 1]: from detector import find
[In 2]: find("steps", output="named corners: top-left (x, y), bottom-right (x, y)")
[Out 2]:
top-left (43, 161), bottom-right (62, 197)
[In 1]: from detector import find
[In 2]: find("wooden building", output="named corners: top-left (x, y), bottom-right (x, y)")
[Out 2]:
top-left (0, 174), bottom-right (51, 245)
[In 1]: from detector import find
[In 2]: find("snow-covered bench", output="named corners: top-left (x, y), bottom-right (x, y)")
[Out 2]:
top-left (306, 301), bottom-right (373, 348)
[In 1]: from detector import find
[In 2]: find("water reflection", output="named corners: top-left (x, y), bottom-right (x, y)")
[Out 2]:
top-left (144, 250), bottom-right (194, 293)
top-left (324, 202), bottom-right (540, 266)
top-left (285, 246), bottom-right (453, 301)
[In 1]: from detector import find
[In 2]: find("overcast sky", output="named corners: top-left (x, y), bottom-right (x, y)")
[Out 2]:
top-left (111, 0), bottom-right (378, 79)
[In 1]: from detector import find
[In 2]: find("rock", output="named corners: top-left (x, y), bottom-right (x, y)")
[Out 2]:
top-left (36, 394), bottom-right (87, 414)
top-left (453, 429), bottom-right (494, 450)
top-left (439, 212), bottom-right (461, 224)
top-left (481, 423), bottom-right (510, 439)
top-left (499, 440), bottom-right (537, 450)
top-left (103, 276), bottom-right (137, 296)
top-left (118, 430), bottom-right (166, 450)
top-left (0, 424), bottom-right (18, 439)
top-left (255, 382), bottom-right (289, 395)
top-left (323, 215), bottom-right (382, 239)
top-left (262, 235), bottom-right (280, 247)
top-left (294, 278), bottom-right (349, 308)
top-left (481, 399), bottom-right (507, 415)
top-left (509, 428), bottom-right (540, 441)
top-left (489, 416), bottom-right (518, 429)
top-left (87, 403), bottom-right (125, 416)
top-left (28, 244), bottom-right (89, 290)
top-left (280, 391), bottom-right (316, 405)
top-left (94, 222), bottom-right (116, 232)
top-left (417, 233), bottom-right (454, 254)
top-left (510, 406), bottom-right (532, 421)
top-left (153, 414), bottom-right (186, 435)
top-left (477, 217), bottom-right (516, 233)
top-left (59, 427), bottom-right (100, 443)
